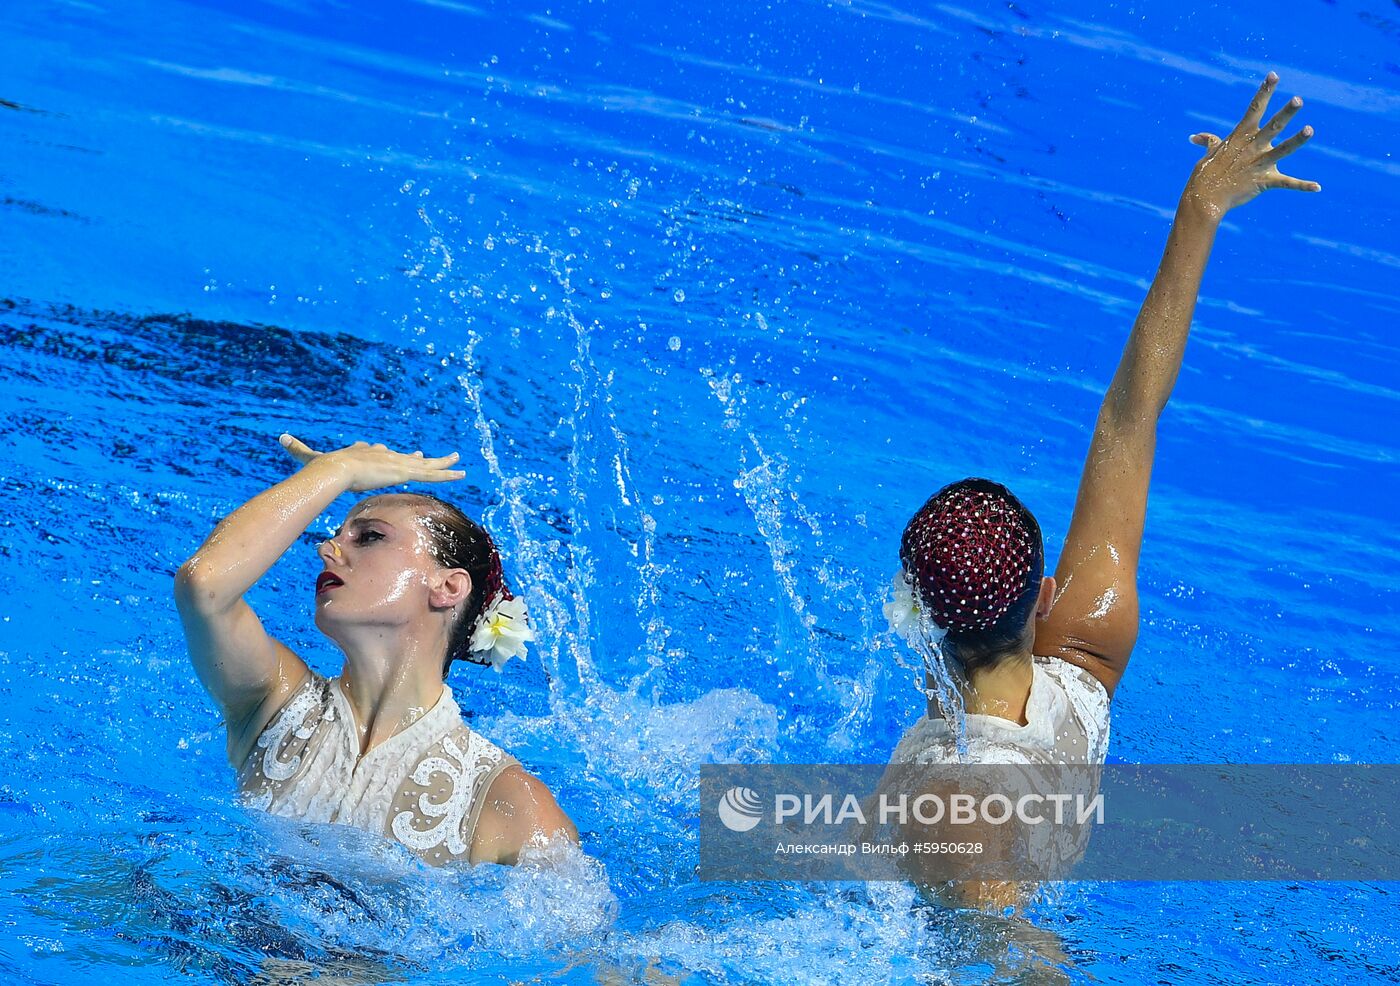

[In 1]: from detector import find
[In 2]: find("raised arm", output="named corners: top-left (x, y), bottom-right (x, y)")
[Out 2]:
top-left (1034, 74), bottom-right (1320, 698)
top-left (174, 436), bottom-right (465, 764)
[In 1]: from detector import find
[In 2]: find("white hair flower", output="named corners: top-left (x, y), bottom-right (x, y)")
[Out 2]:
top-left (469, 595), bottom-right (535, 672)
top-left (883, 570), bottom-right (922, 642)
top-left (884, 568), bottom-right (949, 662)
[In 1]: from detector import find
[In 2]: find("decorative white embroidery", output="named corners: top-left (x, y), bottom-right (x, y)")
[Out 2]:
top-left (1054, 661), bottom-right (1112, 765)
top-left (255, 680), bottom-right (321, 782)
top-left (390, 732), bottom-right (503, 856)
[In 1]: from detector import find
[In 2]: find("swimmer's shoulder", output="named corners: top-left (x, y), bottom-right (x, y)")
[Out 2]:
top-left (1035, 653), bottom-right (1110, 704)
top-left (469, 762), bottom-right (579, 865)
top-left (1035, 654), bottom-right (1112, 757)
top-left (226, 665), bottom-right (320, 769)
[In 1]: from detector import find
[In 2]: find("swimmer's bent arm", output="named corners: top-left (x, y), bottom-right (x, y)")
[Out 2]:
top-left (175, 454), bottom-right (347, 763)
top-left (1034, 74), bottom-right (1320, 699)
top-left (174, 438), bottom-right (466, 765)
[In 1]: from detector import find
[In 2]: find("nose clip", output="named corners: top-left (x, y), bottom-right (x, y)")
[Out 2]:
top-left (321, 539), bottom-right (344, 560)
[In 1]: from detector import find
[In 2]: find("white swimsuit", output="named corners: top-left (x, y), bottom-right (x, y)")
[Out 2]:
top-left (890, 654), bottom-right (1111, 767)
top-left (237, 671), bottom-right (519, 865)
top-left (885, 655), bottom-right (1111, 878)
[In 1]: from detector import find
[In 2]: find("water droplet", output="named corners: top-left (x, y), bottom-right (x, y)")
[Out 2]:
top-left (668, 336), bottom-right (681, 351)
top-left (672, 289), bottom-right (685, 303)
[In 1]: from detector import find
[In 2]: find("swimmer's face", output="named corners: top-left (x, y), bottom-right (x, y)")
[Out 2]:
top-left (313, 495), bottom-right (464, 637)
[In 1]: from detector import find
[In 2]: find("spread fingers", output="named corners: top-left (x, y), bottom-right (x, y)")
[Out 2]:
top-left (1270, 172), bottom-right (1322, 192)
top-left (1236, 72), bottom-right (1279, 133)
top-left (1258, 96), bottom-right (1302, 142)
top-left (1260, 125), bottom-right (1314, 164)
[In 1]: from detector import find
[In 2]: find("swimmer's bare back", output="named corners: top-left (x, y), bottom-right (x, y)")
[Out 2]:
top-left (1032, 74), bottom-right (1320, 699)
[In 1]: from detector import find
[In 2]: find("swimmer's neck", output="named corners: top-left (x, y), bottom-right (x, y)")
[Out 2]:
top-left (925, 654), bottom-right (1034, 726)
top-left (338, 652), bottom-right (447, 758)
top-left (320, 618), bottom-right (454, 757)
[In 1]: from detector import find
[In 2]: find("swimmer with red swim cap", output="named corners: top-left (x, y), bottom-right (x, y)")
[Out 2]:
top-left (884, 75), bottom-right (1321, 906)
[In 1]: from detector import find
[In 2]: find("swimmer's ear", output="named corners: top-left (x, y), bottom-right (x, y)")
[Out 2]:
top-left (430, 569), bottom-right (473, 609)
top-left (1035, 577), bottom-right (1057, 619)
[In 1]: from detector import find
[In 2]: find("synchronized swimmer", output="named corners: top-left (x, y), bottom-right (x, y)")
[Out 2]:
top-left (881, 74), bottom-right (1318, 904)
top-left (175, 440), bottom-right (577, 866)
top-left (174, 75), bottom-right (1318, 881)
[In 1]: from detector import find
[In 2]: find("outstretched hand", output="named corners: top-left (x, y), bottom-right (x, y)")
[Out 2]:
top-left (1185, 72), bottom-right (1321, 219)
top-left (279, 434), bottom-right (466, 492)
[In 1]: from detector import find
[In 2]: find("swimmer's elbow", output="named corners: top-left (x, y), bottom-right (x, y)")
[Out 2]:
top-left (173, 559), bottom-right (232, 614)
top-left (1097, 387), bottom-right (1162, 442)
top-left (173, 560), bottom-right (200, 601)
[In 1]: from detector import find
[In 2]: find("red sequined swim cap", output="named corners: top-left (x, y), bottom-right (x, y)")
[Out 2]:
top-left (899, 478), bottom-right (1043, 633)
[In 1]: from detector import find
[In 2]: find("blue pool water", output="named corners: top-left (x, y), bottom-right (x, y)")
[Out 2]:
top-left (2, 0), bottom-right (1398, 982)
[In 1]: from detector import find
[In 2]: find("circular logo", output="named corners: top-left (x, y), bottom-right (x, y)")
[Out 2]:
top-left (718, 786), bottom-right (764, 832)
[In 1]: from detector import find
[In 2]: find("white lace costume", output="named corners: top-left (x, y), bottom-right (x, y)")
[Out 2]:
top-left (890, 654), bottom-right (1111, 767)
top-left (885, 655), bottom-right (1111, 878)
top-left (237, 671), bottom-right (518, 865)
